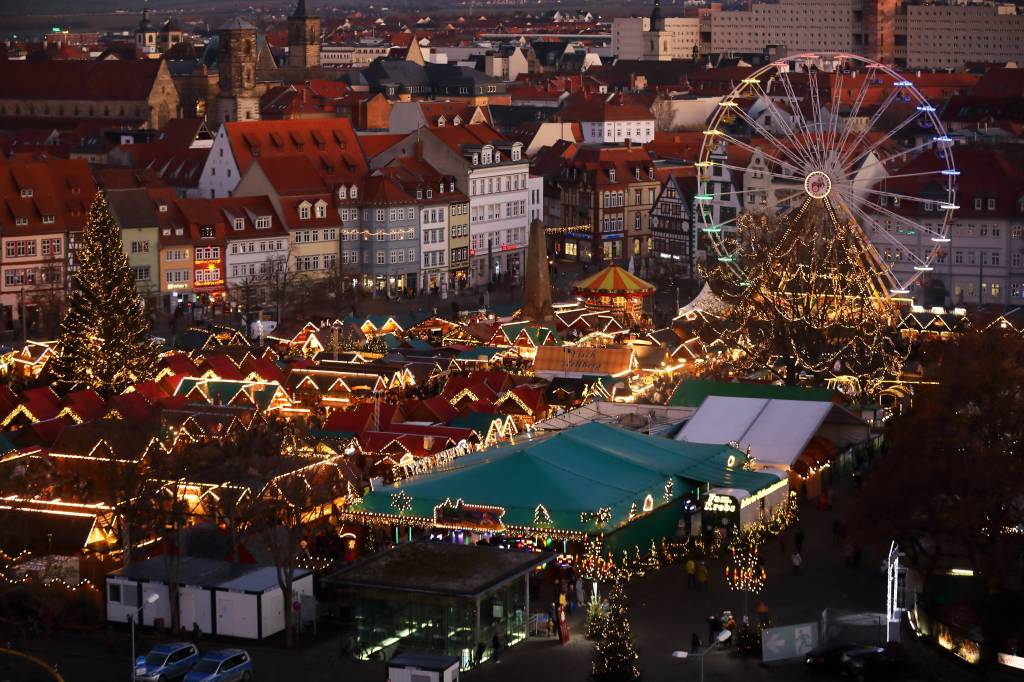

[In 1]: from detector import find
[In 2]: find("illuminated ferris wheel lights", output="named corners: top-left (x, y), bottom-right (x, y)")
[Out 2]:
top-left (703, 130), bottom-right (724, 136)
top-left (933, 136), bottom-right (954, 144)
top-left (894, 80), bottom-right (914, 87)
top-left (940, 169), bottom-right (959, 175)
top-left (931, 237), bottom-right (951, 243)
top-left (913, 265), bottom-right (934, 271)
top-left (718, 101), bottom-right (738, 108)
top-left (939, 203), bottom-right (959, 210)
top-left (718, 256), bottom-right (736, 263)
top-left (741, 78), bottom-right (760, 85)
top-left (701, 226), bottom-right (723, 234)
top-left (916, 105), bottom-right (936, 113)
top-left (695, 194), bottom-right (714, 201)
top-left (695, 161), bottom-right (713, 168)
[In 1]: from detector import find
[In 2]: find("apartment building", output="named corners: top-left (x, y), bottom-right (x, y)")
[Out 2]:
top-left (867, 147), bottom-right (1024, 308)
top-left (650, 173), bottom-right (698, 279)
top-left (107, 187), bottom-right (171, 308)
top-left (557, 98), bottom-right (657, 145)
top-left (900, 4), bottom-right (1024, 69)
top-left (555, 145), bottom-right (666, 264)
top-left (611, 15), bottom-right (701, 61)
top-left (0, 158), bottom-right (96, 335)
top-left (372, 124), bottom-right (535, 286)
top-left (221, 196), bottom-right (288, 309)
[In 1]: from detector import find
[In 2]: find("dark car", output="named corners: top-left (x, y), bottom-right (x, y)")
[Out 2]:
top-left (806, 643), bottom-right (863, 674)
top-left (135, 642), bottom-right (200, 682)
top-left (840, 645), bottom-right (909, 680)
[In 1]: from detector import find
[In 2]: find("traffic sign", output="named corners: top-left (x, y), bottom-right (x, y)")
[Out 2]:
top-left (761, 622), bottom-right (819, 662)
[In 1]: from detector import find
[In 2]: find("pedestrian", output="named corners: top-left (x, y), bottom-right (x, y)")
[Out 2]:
top-left (756, 601), bottom-right (770, 628)
top-left (791, 550), bottom-right (803, 576)
top-left (724, 616), bottom-right (736, 646)
top-left (575, 577), bottom-right (586, 608)
top-left (697, 561), bottom-right (710, 590)
top-left (707, 614), bottom-right (719, 643)
top-left (685, 557), bottom-right (697, 588)
top-left (547, 602), bottom-right (557, 637)
top-left (795, 529), bottom-right (806, 553)
top-left (191, 622), bottom-right (201, 646)
top-left (492, 632), bottom-right (503, 662)
top-left (691, 632), bottom-right (702, 652)
top-left (476, 640), bottom-right (486, 664)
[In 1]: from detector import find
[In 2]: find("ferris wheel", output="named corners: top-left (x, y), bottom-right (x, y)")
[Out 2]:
top-left (696, 53), bottom-right (958, 296)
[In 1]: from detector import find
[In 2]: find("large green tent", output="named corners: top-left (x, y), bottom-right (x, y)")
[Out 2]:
top-left (667, 379), bottom-right (836, 408)
top-left (346, 421), bottom-right (781, 551)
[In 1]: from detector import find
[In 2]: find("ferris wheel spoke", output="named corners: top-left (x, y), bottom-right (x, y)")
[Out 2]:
top-left (856, 195), bottom-right (948, 239)
top-left (729, 105), bottom-right (817, 171)
top-left (858, 186), bottom-right (949, 211)
top-left (834, 65), bottom-right (881, 165)
top-left (847, 205), bottom-right (928, 267)
top-left (825, 70), bottom-right (845, 162)
top-left (808, 71), bottom-right (827, 157)
top-left (855, 169), bottom-right (954, 184)
top-left (751, 82), bottom-right (822, 170)
top-left (778, 69), bottom-right (822, 167)
top-left (712, 131), bottom-right (797, 172)
top-left (711, 162), bottom-right (805, 184)
top-left (839, 97), bottom-right (917, 173)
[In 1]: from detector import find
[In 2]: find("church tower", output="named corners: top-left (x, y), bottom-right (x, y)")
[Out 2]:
top-left (135, 3), bottom-right (158, 54)
top-left (287, 0), bottom-right (321, 69)
top-left (643, 0), bottom-right (672, 61)
top-left (214, 18), bottom-right (260, 126)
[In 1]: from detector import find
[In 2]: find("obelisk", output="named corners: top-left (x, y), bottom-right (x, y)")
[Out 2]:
top-left (520, 218), bottom-right (555, 323)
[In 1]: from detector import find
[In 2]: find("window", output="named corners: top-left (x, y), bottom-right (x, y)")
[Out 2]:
top-left (255, 215), bottom-right (271, 229)
top-left (108, 584), bottom-right (121, 604)
top-left (199, 226), bottom-right (215, 239)
top-left (133, 266), bottom-right (151, 281)
top-left (408, 248), bottom-right (415, 262)
top-left (376, 250), bottom-right (385, 265)
top-left (376, 209), bottom-right (386, 222)
top-left (974, 197), bottom-right (983, 210)
top-left (131, 241), bottom-right (149, 254)
top-left (987, 198), bottom-right (996, 211)
top-left (350, 185), bottom-right (358, 199)
top-left (233, 218), bottom-right (244, 231)
top-left (608, 168), bottom-right (616, 182)
top-left (299, 205), bottom-right (311, 220)
top-left (41, 215), bottom-right (54, 224)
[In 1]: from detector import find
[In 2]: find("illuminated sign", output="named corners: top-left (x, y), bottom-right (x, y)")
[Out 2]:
top-left (433, 498), bottom-right (506, 532)
top-left (703, 493), bottom-right (737, 513)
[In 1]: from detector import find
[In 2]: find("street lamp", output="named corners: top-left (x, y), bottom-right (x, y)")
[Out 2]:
top-left (671, 629), bottom-right (732, 682)
top-left (131, 593), bottom-right (160, 682)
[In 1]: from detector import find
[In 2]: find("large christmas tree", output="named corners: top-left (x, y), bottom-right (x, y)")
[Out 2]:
top-left (50, 192), bottom-right (159, 394)
top-left (593, 579), bottom-right (640, 681)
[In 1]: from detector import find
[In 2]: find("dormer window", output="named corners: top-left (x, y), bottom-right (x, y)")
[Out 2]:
top-left (450, 181), bottom-right (455, 192)
top-left (511, 145), bottom-right (521, 161)
top-left (159, 204), bottom-right (168, 212)
top-left (609, 168), bottom-right (616, 182)
top-left (482, 146), bottom-right (493, 164)
top-left (233, 218), bottom-right (244, 231)
top-left (439, 182), bottom-right (444, 194)
top-left (426, 189), bottom-right (433, 198)
top-left (20, 188), bottom-right (32, 198)
top-left (453, 115), bottom-right (462, 126)
top-left (417, 189), bottom-right (423, 200)
top-left (472, 154), bottom-right (479, 166)
top-left (495, 151), bottom-right (501, 163)
top-left (299, 202), bottom-right (311, 220)
top-left (350, 185), bottom-right (358, 199)
top-left (437, 116), bottom-right (446, 127)
top-left (162, 228), bottom-right (170, 236)
top-left (199, 226), bottom-right (215, 239)
top-left (255, 215), bottom-right (271, 229)
top-left (175, 228), bottom-right (184, 236)
top-left (42, 215), bottom-right (55, 224)
top-left (338, 186), bottom-right (348, 200)
top-left (974, 198), bottom-right (982, 210)
top-left (987, 198), bottom-right (996, 211)
top-left (315, 201), bottom-right (328, 218)
top-left (648, 167), bottom-right (655, 180)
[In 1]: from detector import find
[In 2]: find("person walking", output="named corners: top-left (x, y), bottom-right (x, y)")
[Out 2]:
top-left (724, 616), bottom-right (736, 646)
top-left (707, 614), bottom-right (720, 643)
top-left (575, 576), bottom-right (586, 608)
top-left (685, 557), bottom-right (697, 588)
top-left (697, 561), bottom-right (710, 590)
top-left (791, 550), bottom-right (803, 576)
top-left (691, 632), bottom-right (702, 652)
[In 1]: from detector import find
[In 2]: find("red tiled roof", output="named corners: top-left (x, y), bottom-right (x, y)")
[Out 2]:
top-left (225, 118), bottom-right (369, 177)
top-left (0, 60), bottom-right (164, 101)
top-left (62, 390), bottom-right (106, 422)
top-left (0, 157), bottom-right (97, 236)
top-left (20, 387), bottom-right (62, 421)
top-left (106, 393), bottom-right (155, 422)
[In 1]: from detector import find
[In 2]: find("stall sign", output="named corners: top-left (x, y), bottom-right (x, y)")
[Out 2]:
top-left (434, 498), bottom-right (506, 532)
top-left (703, 494), bottom-right (737, 513)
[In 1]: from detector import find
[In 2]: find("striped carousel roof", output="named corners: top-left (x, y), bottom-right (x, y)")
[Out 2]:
top-left (572, 266), bottom-right (655, 296)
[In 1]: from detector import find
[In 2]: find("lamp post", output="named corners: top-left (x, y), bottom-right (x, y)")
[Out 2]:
top-left (671, 629), bottom-right (732, 682)
top-left (130, 593), bottom-right (160, 682)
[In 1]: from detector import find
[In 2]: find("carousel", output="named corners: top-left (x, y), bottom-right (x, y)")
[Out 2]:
top-left (572, 265), bottom-right (655, 324)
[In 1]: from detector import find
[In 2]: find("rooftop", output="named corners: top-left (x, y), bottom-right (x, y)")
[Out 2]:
top-left (326, 541), bottom-right (550, 597)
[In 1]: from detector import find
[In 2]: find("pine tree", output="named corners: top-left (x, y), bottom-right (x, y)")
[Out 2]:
top-left (50, 192), bottom-right (159, 394)
top-left (592, 579), bottom-right (640, 681)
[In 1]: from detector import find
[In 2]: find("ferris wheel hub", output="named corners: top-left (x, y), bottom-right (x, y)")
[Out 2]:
top-left (804, 171), bottom-right (832, 199)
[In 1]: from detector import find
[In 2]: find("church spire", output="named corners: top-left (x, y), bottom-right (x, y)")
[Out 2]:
top-left (650, 0), bottom-right (665, 32)
top-left (291, 0), bottom-right (312, 18)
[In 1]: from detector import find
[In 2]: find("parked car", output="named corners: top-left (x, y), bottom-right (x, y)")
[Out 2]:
top-left (840, 645), bottom-right (909, 680)
top-left (184, 649), bottom-right (253, 682)
top-left (135, 642), bottom-right (199, 682)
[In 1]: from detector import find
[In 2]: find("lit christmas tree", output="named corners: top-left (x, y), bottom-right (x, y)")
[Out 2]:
top-left (592, 579), bottom-right (640, 682)
top-left (50, 192), bottom-right (159, 394)
top-left (725, 535), bottom-right (766, 617)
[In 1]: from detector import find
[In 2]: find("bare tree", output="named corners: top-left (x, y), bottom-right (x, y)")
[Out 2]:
top-left (702, 204), bottom-right (904, 392)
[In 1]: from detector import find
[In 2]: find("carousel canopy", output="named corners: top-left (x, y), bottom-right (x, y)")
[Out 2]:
top-left (573, 266), bottom-right (655, 296)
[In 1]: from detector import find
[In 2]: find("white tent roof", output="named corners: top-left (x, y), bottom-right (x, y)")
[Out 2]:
top-left (675, 396), bottom-right (863, 467)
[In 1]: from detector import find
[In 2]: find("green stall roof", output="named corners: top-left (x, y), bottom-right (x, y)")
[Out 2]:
top-left (667, 379), bottom-right (836, 408)
top-left (353, 421), bottom-right (779, 536)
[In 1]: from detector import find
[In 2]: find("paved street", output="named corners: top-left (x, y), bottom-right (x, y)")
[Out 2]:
top-left (22, 481), bottom-right (991, 682)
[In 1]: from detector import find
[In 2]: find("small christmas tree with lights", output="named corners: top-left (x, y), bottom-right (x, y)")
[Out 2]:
top-left (725, 534), bottom-right (766, 618)
top-left (50, 192), bottom-right (158, 394)
top-left (592, 579), bottom-right (640, 681)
